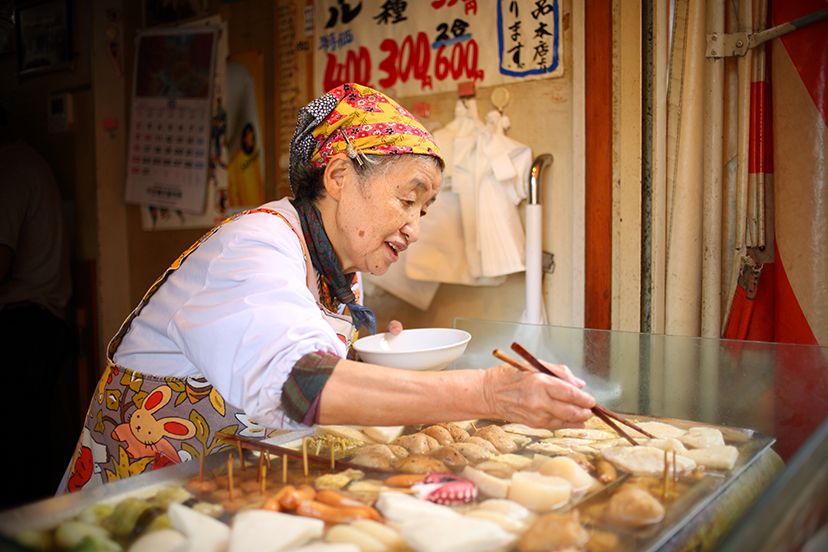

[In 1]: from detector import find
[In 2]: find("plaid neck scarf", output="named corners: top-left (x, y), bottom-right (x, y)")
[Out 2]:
top-left (291, 196), bottom-right (376, 335)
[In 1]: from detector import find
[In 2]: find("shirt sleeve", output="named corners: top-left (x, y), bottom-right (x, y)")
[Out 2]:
top-left (281, 350), bottom-right (341, 424)
top-left (164, 211), bottom-right (348, 428)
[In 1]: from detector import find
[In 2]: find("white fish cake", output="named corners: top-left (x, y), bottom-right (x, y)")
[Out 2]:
top-left (526, 442), bottom-right (571, 456)
top-left (538, 437), bottom-right (601, 447)
top-left (489, 453), bottom-right (534, 470)
top-left (628, 421), bottom-right (686, 439)
top-left (361, 426), bottom-right (405, 444)
top-left (526, 441), bottom-right (597, 456)
top-left (553, 428), bottom-right (617, 441)
top-left (508, 434), bottom-right (533, 448)
top-left (474, 498), bottom-right (533, 521)
top-left (317, 425), bottom-right (377, 444)
top-left (646, 438), bottom-right (689, 454)
top-left (680, 427), bottom-right (726, 449)
top-left (682, 445), bottom-right (739, 470)
top-left (229, 510), bottom-right (323, 552)
top-left (600, 445), bottom-right (696, 476)
top-left (464, 509), bottom-right (528, 534)
top-left (325, 524), bottom-right (387, 552)
top-left (401, 515), bottom-right (516, 552)
top-left (349, 519), bottom-right (407, 551)
top-left (590, 438), bottom-right (637, 450)
top-left (501, 423), bottom-right (555, 438)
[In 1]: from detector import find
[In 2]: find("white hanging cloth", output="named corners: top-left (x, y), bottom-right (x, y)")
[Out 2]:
top-left (406, 100), bottom-right (507, 286)
top-left (478, 110), bottom-right (532, 277)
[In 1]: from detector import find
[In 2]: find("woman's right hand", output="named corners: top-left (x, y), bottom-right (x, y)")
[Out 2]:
top-left (482, 363), bottom-right (596, 429)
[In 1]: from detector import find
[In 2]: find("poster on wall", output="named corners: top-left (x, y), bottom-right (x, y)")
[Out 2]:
top-left (139, 17), bottom-right (241, 230)
top-left (124, 24), bottom-right (218, 214)
top-left (312, 0), bottom-right (563, 98)
top-left (226, 49), bottom-right (266, 208)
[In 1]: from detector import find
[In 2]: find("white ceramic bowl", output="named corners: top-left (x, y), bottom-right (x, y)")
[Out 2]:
top-left (353, 328), bottom-right (472, 371)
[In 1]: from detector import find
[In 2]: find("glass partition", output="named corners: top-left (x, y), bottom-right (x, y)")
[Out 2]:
top-left (453, 318), bottom-right (828, 461)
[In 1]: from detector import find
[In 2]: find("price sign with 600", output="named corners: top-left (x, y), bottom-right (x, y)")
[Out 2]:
top-left (323, 31), bottom-right (484, 92)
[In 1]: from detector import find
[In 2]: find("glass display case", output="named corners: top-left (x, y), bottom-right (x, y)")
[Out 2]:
top-left (1, 319), bottom-right (825, 552)
top-left (452, 318), bottom-right (828, 550)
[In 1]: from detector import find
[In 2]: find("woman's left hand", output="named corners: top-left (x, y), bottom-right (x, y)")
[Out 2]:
top-left (385, 320), bottom-right (403, 335)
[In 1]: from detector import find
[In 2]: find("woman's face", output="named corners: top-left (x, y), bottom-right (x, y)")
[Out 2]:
top-left (328, 155), bottom-right (442, 276)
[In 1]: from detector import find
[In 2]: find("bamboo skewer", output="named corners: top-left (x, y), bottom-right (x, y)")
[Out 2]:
top-left (227, 453), bottom-right (235, 503)
top-left (215, 431), bottom-right (394, 474)
top-left (237, 441), bottom-right (245, 471)
top-left (672, 450), bottom-right (678, 488)
top-left (302, 437), bottom-right (309, 477)
top-left (282, 454), bottom-right (288, 484)
top-left (495, 345), bottom-right (656, 444)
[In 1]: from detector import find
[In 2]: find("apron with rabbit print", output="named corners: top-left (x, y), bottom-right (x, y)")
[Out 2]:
top-left (59, 207), bottom-right (357, 494)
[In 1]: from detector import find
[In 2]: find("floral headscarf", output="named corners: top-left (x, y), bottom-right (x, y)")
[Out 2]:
top-left (289, 83), bottom-right (442, 196)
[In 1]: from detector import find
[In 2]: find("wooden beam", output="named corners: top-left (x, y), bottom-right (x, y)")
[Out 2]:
top-left (585, 0), bottom-right (613, 329)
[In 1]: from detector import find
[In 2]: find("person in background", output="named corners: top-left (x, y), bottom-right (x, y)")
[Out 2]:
top-left (0, 101), bottom-right (74, 508)
top-left (60, 84), bottom-right (595, 495)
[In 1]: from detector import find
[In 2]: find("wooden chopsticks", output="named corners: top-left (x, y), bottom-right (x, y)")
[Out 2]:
top-left (493, 343), bottom-right (655, 445)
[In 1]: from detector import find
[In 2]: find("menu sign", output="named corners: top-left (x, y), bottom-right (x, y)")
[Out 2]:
top-left (312, 0), bottom-right (563, 98)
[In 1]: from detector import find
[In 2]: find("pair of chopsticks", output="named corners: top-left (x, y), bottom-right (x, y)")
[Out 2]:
top-left (493, 342), bottom-right (655, 446)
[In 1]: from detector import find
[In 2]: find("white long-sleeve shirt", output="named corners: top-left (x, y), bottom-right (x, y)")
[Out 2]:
top-left (114, 198), bottom-right (352, 428)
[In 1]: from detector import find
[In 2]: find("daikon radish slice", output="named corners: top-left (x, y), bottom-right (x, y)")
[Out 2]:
top-left (507, 472), bottom-right (572, 512)
top-left (228, 509), bottom-right (324, 552)
top-left (401, 515), bottom-right (516, 552)
top-left (460, 466), bottom-right (510, 499)
top-left (537, 456), bottom-right (595, 492)
top-left (168, 503), bottom-right (230, 552)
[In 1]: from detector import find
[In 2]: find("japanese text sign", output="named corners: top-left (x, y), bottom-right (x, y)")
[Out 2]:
top-left (313, 0), bottom-right (563, 98)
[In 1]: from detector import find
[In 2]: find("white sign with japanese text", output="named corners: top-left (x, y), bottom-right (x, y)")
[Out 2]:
top-left (313, 0), bottom-right (563, 98)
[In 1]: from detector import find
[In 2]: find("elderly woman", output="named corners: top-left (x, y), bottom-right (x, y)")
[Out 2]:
top-left (60, 84), bottom-right (594, 494)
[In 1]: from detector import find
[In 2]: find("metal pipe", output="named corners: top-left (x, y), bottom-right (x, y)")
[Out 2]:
top-left (529, 154), bottom-right (553, 205)
top-left (524, 154), bottom-right (553, 325)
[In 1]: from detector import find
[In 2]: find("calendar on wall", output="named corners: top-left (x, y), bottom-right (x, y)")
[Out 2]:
top-left (124, 26), bottom-right (219, 214)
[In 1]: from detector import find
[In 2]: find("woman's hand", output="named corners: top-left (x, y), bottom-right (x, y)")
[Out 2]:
top-left (482, 363), bottom-right (596, 429)
top-left (385, 320), bottom-right (403, 335)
